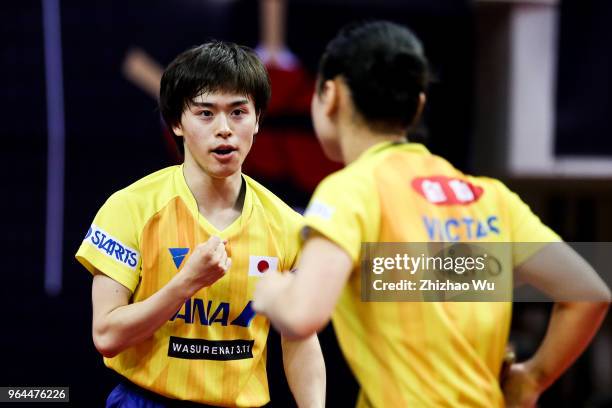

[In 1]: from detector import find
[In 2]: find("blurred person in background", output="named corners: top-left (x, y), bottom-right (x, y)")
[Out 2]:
top-left (253, 20), bottom-right (611, 408)
top-left (76, 41), bottom-right (325, 407)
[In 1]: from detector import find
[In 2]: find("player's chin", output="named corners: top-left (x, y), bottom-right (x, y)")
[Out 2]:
top-left (209, 162), bottom-right (242, 179)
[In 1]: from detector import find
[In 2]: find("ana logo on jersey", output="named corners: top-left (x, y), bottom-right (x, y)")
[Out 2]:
top-left (171, 299), bottom-right (256, 327)
top-left (412, 176), bottom-right (484, 205)
top-left (248, 255), bottom-right (279, 276)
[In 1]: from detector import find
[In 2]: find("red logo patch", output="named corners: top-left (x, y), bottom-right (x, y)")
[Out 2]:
top-left (411, 176), bottom-right (484, 205)
top-left (257, 260), bottom-right (270, 273)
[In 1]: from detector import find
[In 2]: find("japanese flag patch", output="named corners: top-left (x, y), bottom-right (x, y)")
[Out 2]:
top-left (248, 255), bottom-right (279, 276)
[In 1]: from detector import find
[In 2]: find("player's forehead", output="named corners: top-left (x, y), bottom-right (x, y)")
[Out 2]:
top-left (190, 90), bottom-right (254, 107)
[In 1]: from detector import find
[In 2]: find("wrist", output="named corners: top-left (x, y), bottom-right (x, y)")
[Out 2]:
top-left (170, 268), bottom-right (197, 301)
top-left (522, 359), bottom-right (550, 392)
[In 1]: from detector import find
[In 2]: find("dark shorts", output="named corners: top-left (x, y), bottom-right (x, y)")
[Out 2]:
top-left (106, 380), bottom-right (223, 408)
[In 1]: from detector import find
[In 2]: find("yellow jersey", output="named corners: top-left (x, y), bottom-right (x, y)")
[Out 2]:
top-left (302, 141), bottom-right (560, 407)
top-left (76, 165), bottom-right (302, 407)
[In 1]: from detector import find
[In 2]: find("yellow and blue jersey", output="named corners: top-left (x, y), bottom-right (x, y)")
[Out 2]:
top-left (302, 141), bottom-right (560, 407)
top-left (76, 165), bottom-right (302, 407)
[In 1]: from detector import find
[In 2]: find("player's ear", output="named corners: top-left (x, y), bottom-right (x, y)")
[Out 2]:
top-left (320, 79), bottom-right (339, 117)
top-left (172, 123), bottom-right (184, 137)
top-left (411, 92), bottom-right (427, 126)
top-left (254, 113), bottom-right (260, 135)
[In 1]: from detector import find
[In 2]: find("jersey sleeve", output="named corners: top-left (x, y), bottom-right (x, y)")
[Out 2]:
top-left (301, 170), bottom-right (379, 265)
top-left (283, 210), bottom-right (304, 271)
top-left (495, 180), bottom-right (562, 266)
top-left (75, 191), bottom-right (142, 292)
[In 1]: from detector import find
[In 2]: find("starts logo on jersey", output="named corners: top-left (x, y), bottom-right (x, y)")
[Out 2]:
top-left (83, 224), bottom-right (139, 270)
top-left (248, 255), bottom-right (278, 276)
top-left (412, 176), bottom-right (484, 205)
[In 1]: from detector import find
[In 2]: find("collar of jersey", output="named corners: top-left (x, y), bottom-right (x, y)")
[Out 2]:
top-left (174, 164), bottom-right (254, 238)
top-left (357, 140), bottom-right (430, 163)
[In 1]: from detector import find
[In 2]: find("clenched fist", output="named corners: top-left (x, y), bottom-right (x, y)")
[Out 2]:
top-left (181, 236), bottom-right (231, 295)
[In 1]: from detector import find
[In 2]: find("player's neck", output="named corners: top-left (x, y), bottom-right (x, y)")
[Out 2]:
top-left (339, 122), bottom-right (406, 164)
top-left (182, 160), bottom-right (244, 216)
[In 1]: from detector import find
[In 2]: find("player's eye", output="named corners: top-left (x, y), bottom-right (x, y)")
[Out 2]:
top-left (232, 109), bottom-right (246, 116)
top-left (200, 110), bottom-right (213, 117)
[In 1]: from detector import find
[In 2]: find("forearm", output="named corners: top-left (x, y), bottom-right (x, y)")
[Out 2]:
top-left (94, 274), bottom-right (193, 357)
top-left (256, 237), bottom-right (352, 338)
top-left (282, 335), bottom-right (326, 408)
top-left (266, 277), bottom-right (331, 339)
top-left (265, 287), bottom-right (312, 339)
top-left (525, 301), bottom-right (609, 390)
top-left (122, 49), bottom-right (163, 99)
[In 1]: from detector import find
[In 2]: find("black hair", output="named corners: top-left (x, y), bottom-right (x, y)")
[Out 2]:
top-left (160, 41), bottom-right (271, 136)
top-left (317, 21), bottom-right (430, 133)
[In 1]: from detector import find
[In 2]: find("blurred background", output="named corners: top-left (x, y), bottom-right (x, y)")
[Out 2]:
top-left (2, 0), bottom-right (612, 406)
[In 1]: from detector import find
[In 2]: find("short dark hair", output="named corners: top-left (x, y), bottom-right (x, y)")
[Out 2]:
top-left (160, 41), bottom-right (271, 135)
top-left (317, 21), bottom-right (430, 133)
